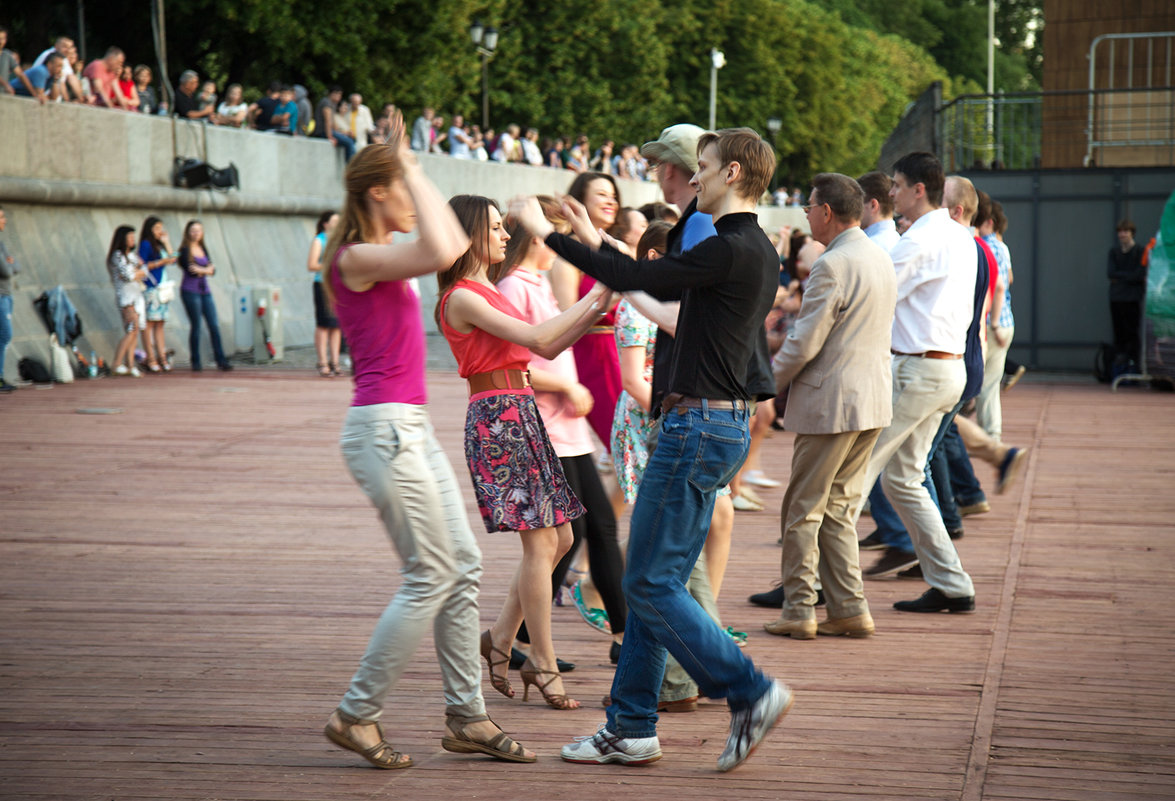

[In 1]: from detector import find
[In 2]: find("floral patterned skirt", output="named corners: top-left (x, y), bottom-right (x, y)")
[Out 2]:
top-left (464, 391), bottom-right (585, 533)
top-left (611, 389), bottom-right (655, 504)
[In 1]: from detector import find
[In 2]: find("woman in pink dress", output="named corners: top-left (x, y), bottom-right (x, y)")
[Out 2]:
top-left (548, 172), bottom-right (624, 452)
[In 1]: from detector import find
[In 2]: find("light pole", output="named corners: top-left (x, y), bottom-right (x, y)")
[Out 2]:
top-left (709, 48), bottom-right (725, 130)
top-left (469, 20), bottom-right (499, 130)
top-left (766, 117), bottom-right (782, 191)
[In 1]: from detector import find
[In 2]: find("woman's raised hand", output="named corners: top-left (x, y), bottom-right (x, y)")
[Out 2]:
top-left (507, 196), bottom-right (554, 239)
top-left (559, 196), bottom-right (602, 249)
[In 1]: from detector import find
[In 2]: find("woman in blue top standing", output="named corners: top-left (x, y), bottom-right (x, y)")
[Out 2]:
top-left (306, 210), bottom-right (342, 376)
top-left (137, 216), bottom-right (178, 372)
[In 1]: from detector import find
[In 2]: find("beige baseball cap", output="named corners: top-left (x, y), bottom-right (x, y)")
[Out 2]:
top-left (641, 123), bottom-right (707, 174)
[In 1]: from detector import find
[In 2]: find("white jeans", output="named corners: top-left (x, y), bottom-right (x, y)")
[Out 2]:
top-left (337, 403), bottom-right (485, 721)
top-left (977, 324), bottom-right (1013, 441)
top-left (862, 356), bottom-right (975, 599)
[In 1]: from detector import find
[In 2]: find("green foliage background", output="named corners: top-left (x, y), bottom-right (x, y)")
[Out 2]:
top-left (11, 0), bottom-right (1042, 183)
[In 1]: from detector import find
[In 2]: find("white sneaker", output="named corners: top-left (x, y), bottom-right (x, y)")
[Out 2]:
top-left (561, 723), bottom-right (662, 765)
top-left (732, 494), bottom-right (763, 512)
top-left (743, 470), bottom-right (781, 488)
top-left (130, 367), bottom-right (143, 378)
top-left (717, 681), bottom-right (793, 772)
top-left (114, 364), bottom-right (129, 376)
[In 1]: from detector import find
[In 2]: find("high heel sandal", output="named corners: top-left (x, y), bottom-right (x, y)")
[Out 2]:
top-left (323, 708), bottom-right (413, 769)
top-left (317, 362), bottom-right (332, 377)
top-left (520, 658), bottom-right (579, 709)
top-left (480, 630), bottom-right (514, 698)
top-left (441, 713), bottom-right (536, 763)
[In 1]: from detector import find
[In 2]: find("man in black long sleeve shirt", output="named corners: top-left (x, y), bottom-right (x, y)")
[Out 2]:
top-left (511, 127), bottom-right (791, 773)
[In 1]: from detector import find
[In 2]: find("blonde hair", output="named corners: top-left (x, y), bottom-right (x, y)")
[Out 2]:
top-left (322, 143), bottom-right (406, 308)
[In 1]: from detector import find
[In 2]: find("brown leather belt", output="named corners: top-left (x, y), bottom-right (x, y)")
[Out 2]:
top-left (660, 393), bottom-right (749, 416)
top-left (467, 368), bottom-right (531, 395)
top-left (891, 350), bottom-right (963, 360)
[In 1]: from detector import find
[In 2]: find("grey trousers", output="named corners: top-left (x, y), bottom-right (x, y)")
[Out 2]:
top-left (337, 403), bottom-right (485, 721)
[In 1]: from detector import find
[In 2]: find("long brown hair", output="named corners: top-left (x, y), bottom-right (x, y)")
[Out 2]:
top-left (567, 171), bottom-right (621, 226)
top-left (434, 195), bottom-right (498, 326)
top-left (322, 143), bottom-right (405, 308)
top-left (493, 195), bottom-right (568, 284)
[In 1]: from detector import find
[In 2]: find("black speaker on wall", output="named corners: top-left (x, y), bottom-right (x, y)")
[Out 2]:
top-left (173, 158), bottom-right (240, 190)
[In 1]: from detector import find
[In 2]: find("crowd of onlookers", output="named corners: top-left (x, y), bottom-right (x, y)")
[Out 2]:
top-left (4, 29), bottom-right (807, 201)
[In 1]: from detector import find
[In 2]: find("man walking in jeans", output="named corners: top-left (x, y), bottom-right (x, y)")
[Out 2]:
top-left (510, 127), bottom-right (791, 772)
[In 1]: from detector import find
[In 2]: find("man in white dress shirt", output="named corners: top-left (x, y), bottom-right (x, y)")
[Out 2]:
top-left (858, 152), bottom-right (977, 613)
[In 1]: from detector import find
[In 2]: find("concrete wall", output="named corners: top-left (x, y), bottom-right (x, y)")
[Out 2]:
top-left (0, 95), bottom-right (689, 380)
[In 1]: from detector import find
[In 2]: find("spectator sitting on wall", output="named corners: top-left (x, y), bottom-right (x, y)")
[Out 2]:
top-left (347, 93), bottom-right (375, 149)
top-left (249, 82), bottom-right (282, 131)
top-left (117, 64), bottom-right (140, 112)
top-left (312, 85), bottom-right (355, 161)
top-left (273, 84), bottom-right (297, 135)
top-left (429, 113), bottom-right (448, 153)
top-left (294, 85), bottom-right (312, 135)
top-left (33, 36), bottom-right (85, 103)
top-left (216, 83), bottom-right (249, 127)
top-left (493, 123), bottom-right (521, 163)
top-left (521, 127), bottom-right (543, 166)
top-left (0, 27), bottom-right (40, 100)
top-left (133, 65), bottom-right (160, 114)
top-left (197, 80), bottom-right (217, 118)
top-left (10, 51), bottom-right (63, 103)
top-left (174, 70), bottom-right (213, 120)
top-left (84, 47), bottom-right (131, 110)
top-left (589, 139), bottom-right (615, 174)
top-left (410, 105), bottom-right (434, 150)
top-left (448, 113), bottom-right (472, 158)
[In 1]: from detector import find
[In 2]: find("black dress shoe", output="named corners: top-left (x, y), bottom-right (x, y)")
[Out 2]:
top-left (748, 584), bottom-right (824, 608)
top-left (948, 528), bottom-right (964, 540)
top-left (858, 530), bottom-right (887, 550)
top-left (864, 547), bottom-right (919, 578)
top-left (893, 587), bottom-right (975, 613)
top-left (508, 647), bottom-right (575, 672)
top-left (896, 564), bottom-right (923, 580)
top-left (609, 641), bottom-right (621, 664)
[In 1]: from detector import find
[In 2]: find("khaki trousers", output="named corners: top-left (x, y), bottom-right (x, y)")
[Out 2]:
top-left (780, 428), bottom-right (881, 620)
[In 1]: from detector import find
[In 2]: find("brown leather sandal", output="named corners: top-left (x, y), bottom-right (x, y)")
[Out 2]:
top-left (440, 713), bottom-right (536, 763)
top-left (324, 708), bottom-right (412, 769)
top-left (480, 630), bottom-right (515, 698)
top-left (520, 658), bottom-right (579, 709)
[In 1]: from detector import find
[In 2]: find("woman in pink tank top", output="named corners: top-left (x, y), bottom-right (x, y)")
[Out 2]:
top-left (320, 112), bottom-right (535, 770)
top-left (437, 194), bottom-right (614, 713)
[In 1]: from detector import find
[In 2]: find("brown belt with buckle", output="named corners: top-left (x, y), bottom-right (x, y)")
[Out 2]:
top-left (891, 350), bottom-right (963, 360)
top-left (660, 392), bottom-right (749, 416)
top-left (467, 368), bottom-right (532, 395)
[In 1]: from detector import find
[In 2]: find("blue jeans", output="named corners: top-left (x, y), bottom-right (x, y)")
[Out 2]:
top-left (334, 132), bottom-right (356, 162)
top-left (0, 294), bottom-right (12, 378)
top-left (181, 290), bottom-right (227, 369)
top-left (944, 422), bottom-right (986, 506)
top-left (606, 402), bottom-right (772, 739)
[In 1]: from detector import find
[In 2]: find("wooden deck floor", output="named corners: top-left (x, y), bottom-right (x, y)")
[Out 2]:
top-left (1, 370), bottom-right (1173, 800)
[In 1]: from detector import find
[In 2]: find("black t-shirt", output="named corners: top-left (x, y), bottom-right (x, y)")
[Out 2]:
top-left (173, 90), bottom-right (199, 118)
top-left (312, 97), bottom-right (334, 138)
top-left (546, 211), bottom-right (778, 409)
top-left (254, 96), bottom-right (280, 130)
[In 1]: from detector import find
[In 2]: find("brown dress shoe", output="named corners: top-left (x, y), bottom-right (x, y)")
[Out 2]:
top-left (763, 616), bottom-right (817, 639)
top-left (816, 612), bottom-right (876, 638)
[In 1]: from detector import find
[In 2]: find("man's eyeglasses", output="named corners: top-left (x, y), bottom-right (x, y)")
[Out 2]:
top-left (802, 202), bottom-right (826, 213)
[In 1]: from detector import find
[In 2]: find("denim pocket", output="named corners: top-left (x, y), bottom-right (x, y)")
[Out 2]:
top-left (687, 427), bottom-right (748, 493)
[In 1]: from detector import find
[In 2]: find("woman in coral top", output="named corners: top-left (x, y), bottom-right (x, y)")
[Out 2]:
top-left (437, 194), bottom-right (613, 711)
top-left (319, 113), bottom-right (534, 771)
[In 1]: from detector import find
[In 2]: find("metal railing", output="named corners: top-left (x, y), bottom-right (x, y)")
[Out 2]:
top-left (937, 87), bottom-right (1175, 171)
top-left (1086, 32), bottom-right (1175, 166)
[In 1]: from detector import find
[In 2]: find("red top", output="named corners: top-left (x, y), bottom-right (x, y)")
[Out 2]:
top-left (439, 279), bottom-right (531, 378)
top-left (579, 273), bottom-right (617, 326)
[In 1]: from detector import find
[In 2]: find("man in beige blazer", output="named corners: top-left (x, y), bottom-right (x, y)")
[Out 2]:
top-left (764, 173), bottom-right (897, 639)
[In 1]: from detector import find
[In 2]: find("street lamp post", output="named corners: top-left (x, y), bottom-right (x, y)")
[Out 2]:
top-left (766, 117), bottom-right (782, 190)
top-left (469, 20), bottom-right (499, 130)
top-left (709, 48), bottom-right (725, 130)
